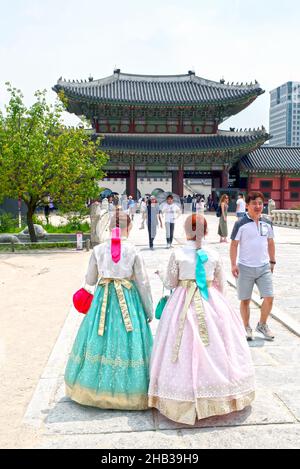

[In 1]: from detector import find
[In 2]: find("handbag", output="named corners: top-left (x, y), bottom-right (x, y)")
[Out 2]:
top-left (155, 287), bottom-right (170, 320)
top-left (73, 287), bottom-right (94, 314)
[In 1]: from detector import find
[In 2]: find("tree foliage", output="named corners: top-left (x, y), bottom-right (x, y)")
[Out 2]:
top-left (0, 84), bottom-right (108, 241)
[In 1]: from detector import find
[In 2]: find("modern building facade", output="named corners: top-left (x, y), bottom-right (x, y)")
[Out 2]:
top-left (269, 81), bottom-right (300, 147)
top-left (53, 70), bottom-right (268, 199)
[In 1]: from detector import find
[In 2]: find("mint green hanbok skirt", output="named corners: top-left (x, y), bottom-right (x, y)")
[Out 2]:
top-left (65, 280), bottom-right (153, 410)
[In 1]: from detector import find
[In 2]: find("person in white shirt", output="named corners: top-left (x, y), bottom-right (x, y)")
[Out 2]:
top-left (230, 191), bottom-right (276, 342)
top-left (160, 194), bottom-right (181, 248)
top-left (196, 197), bottom-right (205, 214)
top-left (236, 193), bottom-right (246, 219)
top-left (139, 198), bottom-right (147, 229)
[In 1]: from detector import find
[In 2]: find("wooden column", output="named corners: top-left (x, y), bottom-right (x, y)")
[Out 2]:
top-left (172, 171), bottom-right (178, 195)
top-left (221, 166), bottom-right (229, 188)
top-left (127, 167), bottom-right (137, 198)
top-left (280, 174), bottom-right (285, 209)
top-left (247, 173), bottom-right (252, 193)
top-left (212, 171), bottom-right (221, 190)
top-left (172, 169), bottom-right (184, 196)
top-left (178, 169), bottom-right (184, 197)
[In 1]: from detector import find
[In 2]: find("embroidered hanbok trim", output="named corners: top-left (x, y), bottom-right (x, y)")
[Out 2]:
top-left (69, 350), bottom-right (150, 368)
top-left (148, 391), bottom-right (255, 425)
top-left (66, 384), bottom-right (148, 410)
top-left (149, 375), bottom-right (255, 401)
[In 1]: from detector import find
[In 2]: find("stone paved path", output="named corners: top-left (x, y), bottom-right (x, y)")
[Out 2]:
top-left (22, 213), bottom-right (300, 449)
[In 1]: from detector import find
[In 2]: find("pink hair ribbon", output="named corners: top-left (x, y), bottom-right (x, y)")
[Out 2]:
top-left (111, 227), bottom-right (121, 263)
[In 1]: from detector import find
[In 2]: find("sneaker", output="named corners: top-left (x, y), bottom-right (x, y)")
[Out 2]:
top-left (256, 322), bottom-right (275, 341)
top-left (166, 243), bottom-right (171, 249)
top-left (245, 326), bottom-right (253, 341)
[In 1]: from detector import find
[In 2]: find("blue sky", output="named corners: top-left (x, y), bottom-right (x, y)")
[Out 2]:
top-left (1, 0), bottom-right (299, 130)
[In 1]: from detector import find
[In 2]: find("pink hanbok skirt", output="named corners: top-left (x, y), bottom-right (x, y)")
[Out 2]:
top-left (148, 284), bottom-right (255, 425)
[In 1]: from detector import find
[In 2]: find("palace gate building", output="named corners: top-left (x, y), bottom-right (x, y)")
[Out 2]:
top-left (53, 70), bottom-right (269, 200)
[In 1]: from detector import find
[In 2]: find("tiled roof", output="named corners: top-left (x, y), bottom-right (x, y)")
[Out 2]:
top-left (96, 131), bottom-right (268, 153)
top-left (241, 146), bottom-right (300, 172)
top-left (53, 71), bottom-right (264, 106)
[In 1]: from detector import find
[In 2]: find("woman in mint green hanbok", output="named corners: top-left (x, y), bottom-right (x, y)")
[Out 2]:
top-left (65, 212), bottom-right (153, 410)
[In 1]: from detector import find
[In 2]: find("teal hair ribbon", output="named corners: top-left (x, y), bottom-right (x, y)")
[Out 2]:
top-left (196, 249), bottom-right (209, 301)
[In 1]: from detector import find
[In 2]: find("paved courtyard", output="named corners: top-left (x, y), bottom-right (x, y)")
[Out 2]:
top-left (1, 212), bottom-right (300, 448)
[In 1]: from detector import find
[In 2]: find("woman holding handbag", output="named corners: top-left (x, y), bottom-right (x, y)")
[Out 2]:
top-left (65, 211), bottom-right (153, 410)
top-left (148, 214), bottom-right (255, 425)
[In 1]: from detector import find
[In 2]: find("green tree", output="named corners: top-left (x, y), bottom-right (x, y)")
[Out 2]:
top-left (0, 84), bottom-right (108, 242)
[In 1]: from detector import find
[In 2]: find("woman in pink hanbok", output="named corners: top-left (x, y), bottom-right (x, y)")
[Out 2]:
top-left (148, 214), bottom-right (255, 425)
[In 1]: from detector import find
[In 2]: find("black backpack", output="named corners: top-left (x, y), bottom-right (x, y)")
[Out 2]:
top-left (216, 205), bottom-right (221, 217)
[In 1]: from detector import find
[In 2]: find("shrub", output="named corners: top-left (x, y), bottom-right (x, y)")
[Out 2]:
top-left (0, 213), bottom-right (25, 233)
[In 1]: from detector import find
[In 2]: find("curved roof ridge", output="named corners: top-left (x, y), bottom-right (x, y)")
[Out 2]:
top-left (218, 128), bottom-right (267, 137)
top-left (56, 72), bottom-right (261, 90)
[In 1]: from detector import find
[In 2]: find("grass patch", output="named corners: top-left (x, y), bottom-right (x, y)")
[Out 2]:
top-left (43, 222), bottom-right (90, 233)
top-left (0, 241), bottom-right (80, 252)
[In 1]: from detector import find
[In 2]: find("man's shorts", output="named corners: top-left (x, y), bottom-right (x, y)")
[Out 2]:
top-left (237, 263), bottom-right (274, 300)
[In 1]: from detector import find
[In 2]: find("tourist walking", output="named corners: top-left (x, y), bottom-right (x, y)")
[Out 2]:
top-left (218, 194), bottom-right (229, 242)
top-left (139, 197), bottom-right (147, 229)
top-left (236, 193), bottom-right (246, 219)
top-left (44, 204), bottom-right (50, 224)
top-left (230, 191), bottom-right (276, 341)
top-left (128, 196), bottom-right (136, 221)
top-left (121, 195), bottom-right (129, 214)
top-left (65, 211), bottom-right (153, 410)
top-left (186, 194), bottom-right (193, 212)
top-left (146, 196), bottom-right (163, 250)
top-left (148, 214), bottom-right (255, 425)
top-left (196, 197), bottom-right (205, 214)
top-left (160, 194), bottom-right (181, 248)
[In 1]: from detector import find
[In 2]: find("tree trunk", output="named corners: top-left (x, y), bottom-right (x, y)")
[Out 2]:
top-left (26, 204), bottom-right (37, 243)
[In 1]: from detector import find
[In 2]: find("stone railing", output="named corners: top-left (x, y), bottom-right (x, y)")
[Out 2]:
top-left (271, 210), bottom-right (300, 227)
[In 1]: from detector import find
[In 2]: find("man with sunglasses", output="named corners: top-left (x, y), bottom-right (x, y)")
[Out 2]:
top-left (230, 191), bottom-right (276, 341)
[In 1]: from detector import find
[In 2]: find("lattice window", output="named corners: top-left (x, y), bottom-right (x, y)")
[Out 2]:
top-left (260, 180), bottom-right (273, 189)
top-left (289, 180), bottom-right (300, 188)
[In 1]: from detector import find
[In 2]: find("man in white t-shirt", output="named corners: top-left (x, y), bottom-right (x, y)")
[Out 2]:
top-left (236, 193), bottom-right (246, 219)
top-left (160, 194), bottom-right (181, 248)
top-left (230, 191), bottom-right (276, 342)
